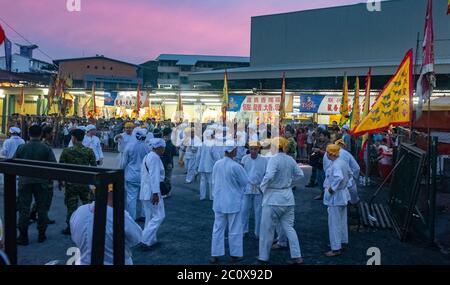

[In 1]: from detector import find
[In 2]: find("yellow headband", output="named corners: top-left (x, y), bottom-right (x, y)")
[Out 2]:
top-left (248, 141), bottom-right (261, 148)
top-left (124, 122), bottom-right (135, 128)
top-left (271, 137), bottom-right (288, 150)
top-left (326, 144), bottom-right (341, 156)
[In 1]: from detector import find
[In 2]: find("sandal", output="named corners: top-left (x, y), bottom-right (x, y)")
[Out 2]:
top-left (325, 250), bottom-right (342, 257)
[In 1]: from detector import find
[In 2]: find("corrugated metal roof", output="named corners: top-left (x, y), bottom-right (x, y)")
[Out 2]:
top-left (156, 54), bottom-right (250, 65)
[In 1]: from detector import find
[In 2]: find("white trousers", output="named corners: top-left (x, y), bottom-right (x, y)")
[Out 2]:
top-left (184, 157), bottom-right (197, 183)
top-left (125, 181), bottom-right (140, 220)
top-left (211, 211), bottom-right (243, 257)
top-left (242, 194), bottom-right (262, 237)
top-left (259, 205), bottom-right (302, 261)
top-left (275, 224), bottom-right (288, 247)
top-left (327, 206), bottom-right (348, 251)
top-left (199, 172), bottom-right (213, 200)
top-left (141, 198), bottom-right (166, 246)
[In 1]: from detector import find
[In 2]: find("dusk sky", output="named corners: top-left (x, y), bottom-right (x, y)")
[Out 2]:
top-left (0, 0), bottom-right (363, 64)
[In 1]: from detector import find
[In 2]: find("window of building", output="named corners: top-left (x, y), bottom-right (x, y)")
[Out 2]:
top-left (180, 66), bottom-right (192, 72)
top-left (180, 76), bottom-right (189, 84)
top-left (95, 66), bottom-right (98, 69)
top-left (87, 65), bottom-right (90, 69)
top-left (103, 66), bottom-right (106, 70)
top-left (110, 67), bottom-right (113, 70)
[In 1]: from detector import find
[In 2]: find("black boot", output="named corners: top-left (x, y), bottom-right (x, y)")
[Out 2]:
top-left (17, 229), bottom-right (29, 246)
top-left (38, 233), bottom-right (47, 243)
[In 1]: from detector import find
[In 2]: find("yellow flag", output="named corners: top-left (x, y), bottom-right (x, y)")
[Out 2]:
top-left (352, 50), bottom-right (413, 136)
top-left (361, 68), bottom-right (372, 145)
top-left (350, 77), bottom-right (360, 130)
top-left (339, 74), bottom-right (349, 126)
top-left (222, 70), bottom-right (229, 122)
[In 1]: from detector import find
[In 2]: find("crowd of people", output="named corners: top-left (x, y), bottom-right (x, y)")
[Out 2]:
top-left (0, 117), bottom-right (398, 265)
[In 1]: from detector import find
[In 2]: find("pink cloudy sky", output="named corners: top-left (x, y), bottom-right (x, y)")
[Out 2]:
top-left (0, 0), bottom-right (362, 64)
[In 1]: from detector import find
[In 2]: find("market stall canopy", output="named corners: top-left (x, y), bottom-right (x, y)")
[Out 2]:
top-left (424, 96), bottom-right (450, 111)
top-left (414, 97), bottom-right (450, 131)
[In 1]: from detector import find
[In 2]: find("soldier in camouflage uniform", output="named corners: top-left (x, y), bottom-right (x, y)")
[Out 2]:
top-left (59, 128), bottom-right (97, 235)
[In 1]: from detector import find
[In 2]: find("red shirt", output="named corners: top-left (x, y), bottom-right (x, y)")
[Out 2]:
top-left (296, 132), bottom-right (307, 147)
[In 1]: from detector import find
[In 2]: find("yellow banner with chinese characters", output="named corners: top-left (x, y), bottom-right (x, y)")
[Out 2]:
top-left (352, 49), bottom-right (413, 136)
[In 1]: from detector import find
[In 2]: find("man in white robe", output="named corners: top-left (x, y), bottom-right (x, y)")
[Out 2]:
top-left (258, 137), bottom-right (304, 265)
top-left (323, 139), bottom-right (360, 204)
top-left (241, 141), bottom-right (267, 239)
top-left (83, 124), bottom-right (104, 165)
top-left (70, 187), bottom-right (142, 265)
top-left (210, 141), bottom-right (249, 263)
top-left (179, 128), bottom-right (201, 183)
top-left (114, 122), bottom-right (135, 168)
top-left (121, 128), bottom-right (150, 220)
top-left (323, 144), bottom-right (351, 257)
top-left (1, 127), bottom-right (25, 158)
top-left (197, 129), bottom-right (221, 200)
top-left (139, 138), bottom-right (166, 250)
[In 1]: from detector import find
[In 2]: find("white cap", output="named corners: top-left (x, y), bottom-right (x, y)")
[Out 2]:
top-left (224, 140), bottom-right (237, 153)
top-left (9, 127), bottom-right (21, 134)
top-left (342, 125), bottom-right (349, 130)
top-left (77, 126), bottom-right (86, 131)
top-left (85, 124), bottom-right (96, 132)
top-left (135, 128), bottom-right (148, 140)
top-left (134, 120), bottom-right (141, 125)
top-left (149, 138), bottom-right (166, 149)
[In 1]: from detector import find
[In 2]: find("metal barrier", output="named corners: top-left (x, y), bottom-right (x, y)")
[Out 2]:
top-left (0, 159), bottom-right (125, 265)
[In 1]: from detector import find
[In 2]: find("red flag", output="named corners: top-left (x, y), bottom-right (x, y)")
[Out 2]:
top-left (136, 80), bottom-right (141, 113)
top-left (0, 24), bottom-right (5, 45)
top-left (416, 0), bottom-right (436, 120)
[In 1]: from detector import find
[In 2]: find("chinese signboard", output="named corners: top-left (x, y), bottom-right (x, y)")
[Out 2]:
top-left (104, 91), bottom-right (148, 108)
top-left (228, 94), bottom-right (293, 113)
top-left (299, 94), bottom-right (376, 115)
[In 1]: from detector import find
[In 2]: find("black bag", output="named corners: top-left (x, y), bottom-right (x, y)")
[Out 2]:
top-left (144, 161), bottom-right (170, 196)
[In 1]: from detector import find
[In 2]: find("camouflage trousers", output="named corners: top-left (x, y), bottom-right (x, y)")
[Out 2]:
top-left (64, 184), bottom-right (92, 225)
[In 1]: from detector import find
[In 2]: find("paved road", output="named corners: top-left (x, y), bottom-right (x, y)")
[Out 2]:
top-left (0, 149), bottom-right (449, 265)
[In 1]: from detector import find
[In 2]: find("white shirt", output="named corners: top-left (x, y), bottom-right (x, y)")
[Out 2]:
top-left (115, 133), bottom-right (133, 153)
top-left (212, 157), bottom-right (249, 214)
top-left (241, 154), bottom-right (268, 195)
top-left (323, 149), bottom-right (360, 179)
top-left (197, 139), bottom-right (221, 173)
top-left (70, 202), bottom-right (142, 265)
top-left (181, 136), bottom-right (202, 159)
top-left (323, 158), bottom-right (351, 206)
top-left (260, 153), bottom-right (304, 206)
top-left (121, 141), bottom-right (150, 183)
top-left (1, 136), bottom-right (25, 158)
top-left (378, 145), bottom-right (393, 165)
top-left (140, 151), bottom-right (165, 200)
top-left (307, 130), bottom-right (314, 144)
top-left (83, 135), bottom-right (104, 161)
